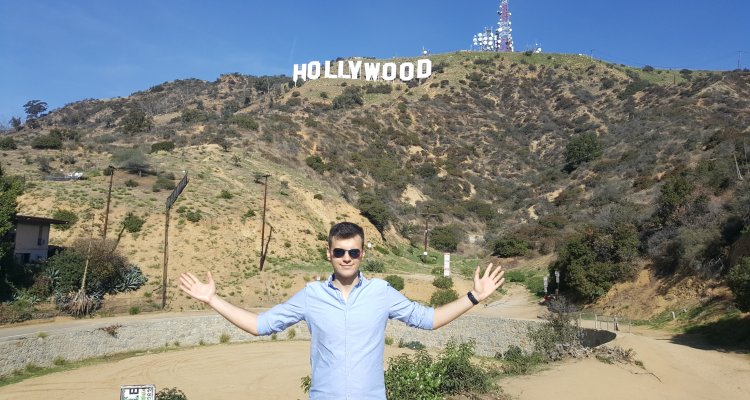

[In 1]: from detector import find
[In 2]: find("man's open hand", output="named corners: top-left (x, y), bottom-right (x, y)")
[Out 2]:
top-left (179, 271), bottom-right (216, 304)
top-left (472, 263), bottom-right (505, 301)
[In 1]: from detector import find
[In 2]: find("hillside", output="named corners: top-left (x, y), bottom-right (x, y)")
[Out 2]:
top-left (2, 51), bottom-right (749, 321)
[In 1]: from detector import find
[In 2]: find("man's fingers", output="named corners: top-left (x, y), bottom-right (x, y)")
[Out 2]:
top-left (474, 266), bottom-right (481, 281)
top-left (483, 263), bottom-right (493, 278)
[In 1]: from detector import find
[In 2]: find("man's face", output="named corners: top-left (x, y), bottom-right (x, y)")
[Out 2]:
top-left (327, 235), bottom-right (365, 281)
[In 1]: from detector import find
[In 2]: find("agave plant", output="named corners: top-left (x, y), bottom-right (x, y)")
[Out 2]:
top-left (115, 265), bottom-right (148, 293)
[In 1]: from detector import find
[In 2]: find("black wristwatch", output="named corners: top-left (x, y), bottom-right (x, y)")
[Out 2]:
top-left (467, 291), bottom-right (479, 305)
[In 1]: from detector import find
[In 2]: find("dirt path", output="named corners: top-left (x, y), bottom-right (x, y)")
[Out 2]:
top-left (2, 283), bottom-right (749, 400)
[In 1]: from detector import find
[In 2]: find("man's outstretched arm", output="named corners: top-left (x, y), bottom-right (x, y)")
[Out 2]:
top-left (432, 264), bottom-right (505, 329)
top-left (179, 271), bottom-right (260, 335)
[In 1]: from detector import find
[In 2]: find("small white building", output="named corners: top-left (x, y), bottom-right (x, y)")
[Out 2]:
top-left (13, 215), bottom-right (67, 263)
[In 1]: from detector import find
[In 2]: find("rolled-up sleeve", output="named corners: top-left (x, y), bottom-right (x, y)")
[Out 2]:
top-left (386, 284), bottom-right (434, 330)
top-left (256, 287), bottom-right (307, 336)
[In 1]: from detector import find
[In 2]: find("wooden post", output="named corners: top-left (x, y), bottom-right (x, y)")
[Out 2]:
top-left (162, 207), bottom-right (170, 309)
top-left (259, 174), bottom-right (271, 271)
top-left (102, 166), bottom-right (114, 239)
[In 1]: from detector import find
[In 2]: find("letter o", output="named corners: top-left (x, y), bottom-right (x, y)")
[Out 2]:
top-left (382, 63), bottom-right (397, 81)
top-left (308, 61), bottom-right (321, 80)
top-left (399, 63), bottom-right (415, 81)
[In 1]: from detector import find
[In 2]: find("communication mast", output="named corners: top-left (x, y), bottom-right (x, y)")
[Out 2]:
top-left (496, 0), bottom-right (514, 52)
top-left (472, 0), bottom-right (514, 52)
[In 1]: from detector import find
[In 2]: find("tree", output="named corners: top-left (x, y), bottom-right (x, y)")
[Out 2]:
top-left (491, 235), bottom-right (530, 257)
top-left (23, 100), bottom-right (48, 120)
top-left (332, 87), bottom-right (364, 110)
top-left (111, 148), bottom-right (151, 173)
top-left (0, 165), bottom-right (24, 265)
top-left (430, 225), bottom-right (461, 252)
top-left (564, 132), bottom-right (602, 171)
top-left (357, 192), bottom-right (392, 237)
top-left (9, 117), bottom-right (22, 131)
top-left (727, 257), bottom-right (750, 311)
top-left (119, 109), bottom-right (153, 134)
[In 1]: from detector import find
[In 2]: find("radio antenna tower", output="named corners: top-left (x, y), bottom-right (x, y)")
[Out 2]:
top-left (472, 0), bottom-right (514, 52)
top-left (497, 0), bottom-right (514, 52)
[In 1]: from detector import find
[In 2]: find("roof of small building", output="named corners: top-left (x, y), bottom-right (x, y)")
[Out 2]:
top-left (15, 215), bottom-right (69, 225)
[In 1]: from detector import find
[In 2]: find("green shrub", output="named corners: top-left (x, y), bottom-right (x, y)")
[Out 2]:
top-left (727, 257), bottom-right (750, 311)
top-left (385, 339), bottom-right (495, 399)
top-left (491, 235), bottom-right (530, 257)
top-left (31, 135), bottom-right (62, 149)
top-left (564, 132), bottom-right (602, 170)
top-left (429, 225), bottom-right (461, 252)
top-left (52, 209), bottom-right (78, 230)
top-left (128, 306), bottom-right (140, 315)
top-left (398, 340), bottom-right (425, 350)
top-left (497, 345), bottom-right (545, 375)
top-left (218, 189), bottom-right (233, 199)
top-left (125, 179), bottom-right (138, 187)
top-left (155, 387), bottom-right (188, 400)
top-left (362, 259), bottom-right (385, 273)
top-left (305, 155), bottom-right (328, 173)
top-left (0, 137), bottom-right (17, 150)
top-left (121, 212), bottom-right (145, 233)
top-left (432, 276), bottom-right (453, 289)
top-left (384, 275), bottom-right (404, 291)
top-left (112, 148), bottom-right (150, 173)
top-left (430, 289), bottom-right (458, 306)
top-left (120, 110), bottom-right (153, 134)
top-left (332, 86), bottom-right (364, 109)
top-left (219, 333), bottom-right (230, 343)
top-left (185, 210), bottom-right (202, 223)
top-left (357, 192), bottom-right (392, 235)
top-left (150, 141), bottom-right (175, 153)
top-left (232, 114), bottom-right (259, 131)
top-left (152, 175), bottom-right (175, 192)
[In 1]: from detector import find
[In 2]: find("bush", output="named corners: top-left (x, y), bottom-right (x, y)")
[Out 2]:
top-left (156, 387), bottom-right (188, 400)
top-left (564, 132), bottom-right (602, 170)
top-left (152, 175), bottom-right (175, 192)
top-left (52, 209), bottom-right (78, 230)
top-left (491, 235), bottom-right (530, 257)
top-left (121, 212), bottom-right (145, 233)
top-left (429, 225), bottom-right (461, 252)
top-left (0, 137), bottom-right (17, 150)
top-left (233, 115), bottom-right (259, 130)
top-left (150, 141), bottom-right (175, 153)
top-left (185, 210), bottom-right (202, 222)
top-left (332, 86), bottom-right (364, 109)
top-left (31, 135), bottom-right (63, 149)
top-left (120, 109), bottom-right (153, 134)
top-left (218, 190), bottom-right (233, 199)
top-left (384, 275), bottom-right (404, 291)
top-left (498, 345), bottom-right (545, 375)
top-left (362, 259), bottom-right (385, 273)
top-left (45, 239), bottom-right (146, 302)
top-left (384, 339), bottom-right (495, 399)
top-left (112, 148), bottom-right (150, 173)
top-left (125, 179), bottom-right (138, 187)
top-left (305, 155), bottom-right (328, 173)
top-left (357, 192), bottom-right (392, 235)
top-left (528, 297), bottom-right (583, 361)
top-left (727, 257), bottom-right (750, 311)
top-left (430, 289), bottom-right (458, 306)
top-left (432, 276), bottom-right (453, 289)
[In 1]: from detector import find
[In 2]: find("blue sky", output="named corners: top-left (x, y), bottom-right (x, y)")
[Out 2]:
top-left (1, 0), bottom-right (748, 125)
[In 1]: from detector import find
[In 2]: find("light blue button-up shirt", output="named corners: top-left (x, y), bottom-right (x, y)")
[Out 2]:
top-left (256, 273), bottom-right (434, 399)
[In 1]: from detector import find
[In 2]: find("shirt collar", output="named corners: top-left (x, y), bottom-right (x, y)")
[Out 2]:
top-left (327, 271), bottom-right (367, 289)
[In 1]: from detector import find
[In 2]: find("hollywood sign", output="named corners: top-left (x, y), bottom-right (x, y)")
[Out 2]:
top-left (293, 59), bottom-right (432, 83)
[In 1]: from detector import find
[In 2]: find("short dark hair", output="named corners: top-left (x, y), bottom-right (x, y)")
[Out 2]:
top-left (328, 222), bottom-right (365, 248)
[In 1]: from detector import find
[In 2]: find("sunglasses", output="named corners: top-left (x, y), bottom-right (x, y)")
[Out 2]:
top-left (331, 248), bottom-right (362, 259)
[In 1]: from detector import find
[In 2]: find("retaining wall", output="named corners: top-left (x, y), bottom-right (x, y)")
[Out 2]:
top-left (0, 314), bottom-right (614, 377)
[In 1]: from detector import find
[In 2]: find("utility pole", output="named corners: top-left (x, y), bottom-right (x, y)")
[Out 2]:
top-left (102, 166), bottom-right (115, 239)
top-left (259, 174), bottom-right (272, 271)
top-left (418, 212), bottom-right (437, 262)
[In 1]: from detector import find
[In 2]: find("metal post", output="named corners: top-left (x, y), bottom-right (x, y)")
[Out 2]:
top-left (162, 207), bottom-right (170, 309)
top-left (259, 174), bottom-right (271, 270)
top-left (103, 166), bottom-right (115, 239)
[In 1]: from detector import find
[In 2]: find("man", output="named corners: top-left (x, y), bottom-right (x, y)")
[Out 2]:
top-left (179, 221), bottom-right (504, 399)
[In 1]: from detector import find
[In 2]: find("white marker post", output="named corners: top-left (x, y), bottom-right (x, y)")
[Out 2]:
top-left (443, 253), bottom-right (450, 277)
top-left (120, 384), bottom-right (155, 400)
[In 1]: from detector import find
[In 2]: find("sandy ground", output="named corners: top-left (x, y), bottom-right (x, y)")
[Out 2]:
top-left (1, 284), bottom-right (749, 400)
